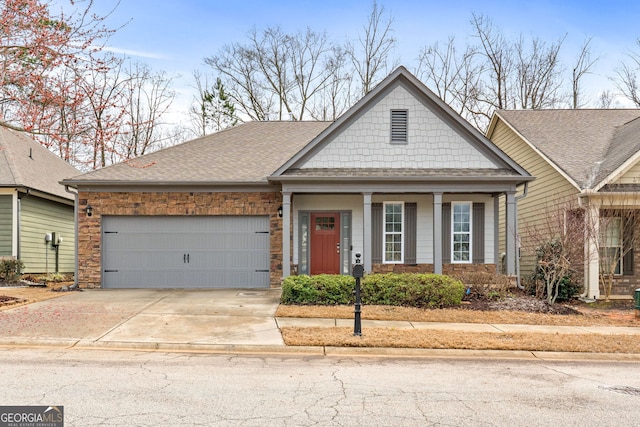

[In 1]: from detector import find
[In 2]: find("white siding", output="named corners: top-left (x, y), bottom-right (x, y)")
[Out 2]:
top-left (292, 194), bottom-right (495, 265)
top-left (300, 85), bottom-right (499, 170)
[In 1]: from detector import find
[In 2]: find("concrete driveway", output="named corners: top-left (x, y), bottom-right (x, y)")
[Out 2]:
top-left (0, 288), bottom-right (284, 350)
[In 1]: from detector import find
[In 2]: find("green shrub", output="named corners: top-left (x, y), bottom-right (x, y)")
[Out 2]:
top-left (281, 273), bottom-right (465, 308)
top-left (281, 274), bottom-right (354, 305)
top-left (0, 258), bottom-right (24, 282)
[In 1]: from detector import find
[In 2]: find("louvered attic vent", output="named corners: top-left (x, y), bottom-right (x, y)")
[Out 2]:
top-left (390, 109), bottom-right (408, 143)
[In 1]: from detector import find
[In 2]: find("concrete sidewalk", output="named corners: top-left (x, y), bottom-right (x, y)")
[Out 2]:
top-left (0, 288), bottom-right (639, 360)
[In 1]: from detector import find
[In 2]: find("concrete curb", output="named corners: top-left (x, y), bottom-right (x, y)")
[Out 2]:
top-left (1, 338), bottom-right (640, 361)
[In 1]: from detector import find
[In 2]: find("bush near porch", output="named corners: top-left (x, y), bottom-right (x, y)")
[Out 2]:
top-left (280, 273), bottom-right (465, 308)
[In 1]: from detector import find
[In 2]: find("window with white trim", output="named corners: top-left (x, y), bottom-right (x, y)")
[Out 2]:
top-left (452, 202), bottom-right (472, 263)
top-left (384, 202), bottom-right (403, 263)
top-left (599, 216), bottom-right (622, 275)
top-left (390, 109), bottom-right (408, 143)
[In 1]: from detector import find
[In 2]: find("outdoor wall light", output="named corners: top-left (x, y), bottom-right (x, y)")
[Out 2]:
top-left (277, 205), bottom-right (283, 218)
top-left (86, 205), bottom-right (93, 217)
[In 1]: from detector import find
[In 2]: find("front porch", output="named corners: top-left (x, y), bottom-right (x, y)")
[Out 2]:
top-left (280, 189), bottom-right (519, 281)
top-left (583, 193), bottom-right (640, 299)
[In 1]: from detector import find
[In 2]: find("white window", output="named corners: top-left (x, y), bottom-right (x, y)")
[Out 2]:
top-left (599, 216), bottom-right (622, 275)
top-left (384, 202), bottom-right (403, 263)
top-left (452, 202), bottom-right (472, 263)
top-left (390, 110), bottom-right (408, 143)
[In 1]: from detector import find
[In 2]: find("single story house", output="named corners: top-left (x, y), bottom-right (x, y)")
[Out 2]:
top-left (488, 109), bottom-right (640, 299)
top-left (0, 127), bottom-right (79, 274)
top-left (63, 66), bottom-right (532, 289)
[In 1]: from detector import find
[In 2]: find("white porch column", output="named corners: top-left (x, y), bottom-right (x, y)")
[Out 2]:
top-left (585, 204), bottom-right (600, 299)
top-left (281, 192), bottom-right (292, 279)
top-left (363, 193), bottom-right (372, 272)
top-left (433, 192), bottom-right (443, 274)
top-left (505, 191), bottom-right (516, 275)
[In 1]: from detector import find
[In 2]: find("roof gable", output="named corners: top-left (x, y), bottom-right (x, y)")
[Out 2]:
top-left (490, 109), bottom-right (640, 190)
top-left (273, 66), bottom-right (530, 179)
top-left (0, 127), bottom-right (79, 200)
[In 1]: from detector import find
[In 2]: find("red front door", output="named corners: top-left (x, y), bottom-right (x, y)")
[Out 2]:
top-left (310, 213), bottom-right (341, 275)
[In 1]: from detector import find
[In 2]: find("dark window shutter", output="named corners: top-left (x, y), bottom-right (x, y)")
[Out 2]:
top-left (372, 203), bottom-right (382, 263)
top-left (404, 203), bottom-right (417, 264)
top-left (390, 110), bottom-right (408, 143)
top-left (473, 202), bottom-right (485, 263)
top-left (623, 216), bottom-right (634, 275)
top-left (442, 203), bottom-right (451, 263)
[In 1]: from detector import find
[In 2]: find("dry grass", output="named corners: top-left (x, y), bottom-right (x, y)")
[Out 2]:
top-left (281, 327), bottom-right (640, 353)
top-left (276, 304), bottom-right (640, 326)
top-left (278, 303), bottom-right (640, 353)
top-left (0, 284), bottom-right (71, 311)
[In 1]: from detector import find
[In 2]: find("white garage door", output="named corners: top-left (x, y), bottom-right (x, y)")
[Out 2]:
top-left (102, 216), bottom-right (271, 288)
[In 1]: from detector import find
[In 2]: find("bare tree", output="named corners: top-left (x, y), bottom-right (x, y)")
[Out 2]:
top-left (347, 1), bottom-right (396, 96)
top-left (206, 26), bottom-right (339, 121)
top-left (307, 45), bottom-right (354, 121)
top-left (514, 34), bottom-right (565, 109)
top-left (205, 41), bottom-right (272, 121)
top-left (613, 39), bottom-right (640, 107)
top-left (571, 37), bottom-right (599, 108)
top-left (189, 70), bottom-right (213, 137)
top-left (471, 13), bottom-right (513, 113)
top-left (119, 61), bottom-right (175, 159)
top-left (79, 56), bottom-right (128, 170)
top-left (522, 198), bottom-right (584, 304)
top-left (416, 37), bottom-right (482, 117)
top-left (598, 90), bottom-right (616, 108)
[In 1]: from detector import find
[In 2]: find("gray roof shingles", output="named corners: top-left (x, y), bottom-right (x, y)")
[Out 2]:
top-left (0, 127), bottom-right (80, 200)
top-left (497, 109), bottom-right (640, 189)
top-left (67, 121), bottom-right (332, 184)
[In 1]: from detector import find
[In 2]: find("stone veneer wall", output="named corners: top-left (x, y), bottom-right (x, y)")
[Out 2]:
top-left (78, 191), bottom-right (282, 288)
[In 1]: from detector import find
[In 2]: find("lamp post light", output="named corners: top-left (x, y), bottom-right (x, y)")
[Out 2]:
top-left (352, 252), bottom-right (364, 336)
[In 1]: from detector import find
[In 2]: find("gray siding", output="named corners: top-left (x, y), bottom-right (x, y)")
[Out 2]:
top-left (404, 203), bottom-right (417, 264)
top-left (473, 202), bottom-right (485, 263)
top-left (0, 195), bottom-right (13, 256)
top-left (20, 197), bottom-right (74, 273)
top-left (371, 203), bottom-right (382, 263)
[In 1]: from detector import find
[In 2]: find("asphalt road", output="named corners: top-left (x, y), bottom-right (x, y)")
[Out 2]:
top-left (1, 348), bottom-right (639, 426)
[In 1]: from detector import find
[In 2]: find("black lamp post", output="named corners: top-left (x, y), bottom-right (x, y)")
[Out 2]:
top-left (352, 252), bottom-right (364, 336)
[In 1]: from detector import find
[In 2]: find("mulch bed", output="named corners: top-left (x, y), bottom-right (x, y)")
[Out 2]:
top-left (459, 294), bottom-right (582, 315)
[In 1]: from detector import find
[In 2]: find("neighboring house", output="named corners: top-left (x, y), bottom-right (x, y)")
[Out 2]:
top-left (62, 67), bottom-right (532, 289)
top-left (488, 109), bottom-right (640, 299)
top-left (0, 127), bottom-right (79, 274)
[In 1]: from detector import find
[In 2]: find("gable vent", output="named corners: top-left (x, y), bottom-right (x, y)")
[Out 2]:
top-left (391, 109), bottom-right (408, 143)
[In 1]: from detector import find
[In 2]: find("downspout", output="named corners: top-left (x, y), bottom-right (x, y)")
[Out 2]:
top-left (514, 182), bottom-right (529, 289)
top-left (65, 186), bottom-right (79, 290)
top-left (16, 189), bottom-right (31, 268)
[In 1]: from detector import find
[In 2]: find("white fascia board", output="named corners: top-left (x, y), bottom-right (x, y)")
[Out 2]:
top-left (593, 149), bottom-right (640, 192)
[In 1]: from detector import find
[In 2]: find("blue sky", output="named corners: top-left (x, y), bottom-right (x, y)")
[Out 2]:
top-left (87, 0), bottom-right (640, 122)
